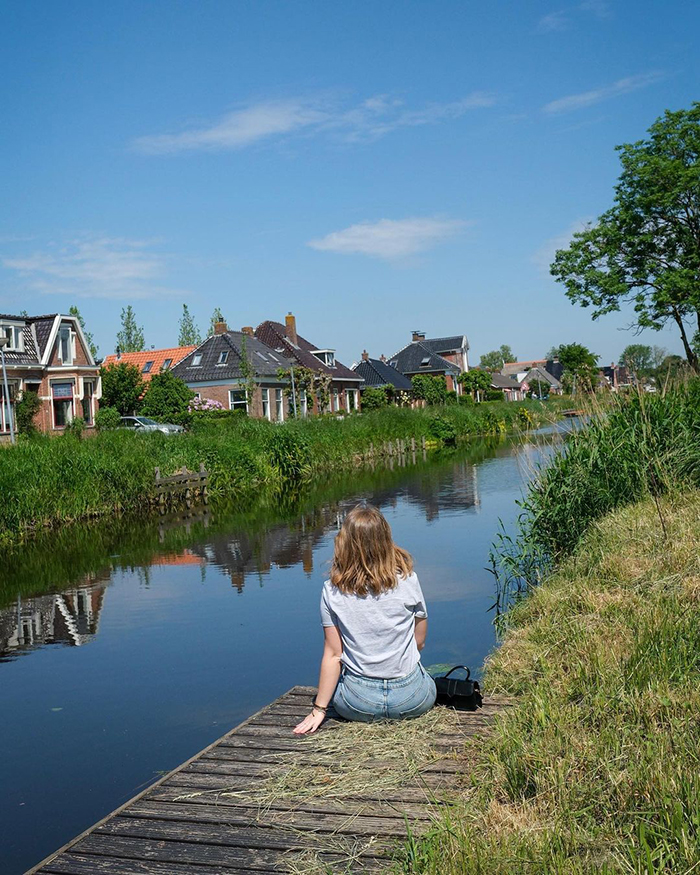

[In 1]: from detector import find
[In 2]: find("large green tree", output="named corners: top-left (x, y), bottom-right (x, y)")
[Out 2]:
top-left (619, 343), bottom-right (654, 376)
top-left (178, 304), bottom-right (201, 346)
top-left (458, 369), bottom-right (492, 401)
top-left (116, 305), bottom-right (145, 353)
top-left (69, 305), bottom-right (98, 359)
top-left (411, 374), bottom-right (448, 405)
top-left (479, 345), bottom-right (515, 371)
top-left (551, 104), bottom-right (700, 372)
top-left (99, 362), bottom-right (145, 415)
top-left (549, 343), bottom-right (599, 393)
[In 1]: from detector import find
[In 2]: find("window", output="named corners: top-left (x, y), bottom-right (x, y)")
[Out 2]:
top-left (346, 389), bottom-right (357, 412)
top-left (60, 327), bottom-right (73, 365)
top-left (0, 381), bottom-right (18, 432)
top-left (261, 388), bottom-right (270, 420)
top-left (389, 360), bottom-right (398, 369)
top-left (269, 353), bottom-right (280, 362)
top-left (142, 361), bottom-right (154, 374)
top-left (217, 351), bottom-right (229, 365)
top-left (51, 382), bottom-right (74, 428)
top-left (312, 350), bottom-right (335, 367)
top-left (420, 356), bottom-right (431, 367)
top-left (191, 353), bottom-right (203, 367)
top-left (255, 351), bottom-right (268, 361)
top-left (82, 381), bottom-right (94, 425)
top-left (332, 389), bottom-right (340, 412)
top-left (1, 324), bottom-right (23, 351)
top-left (229, 389), bottom-right (247, 411)
top-left (161, 358), bottom-right (173, 371)
top-left (275, 388), bottom-right (284, 422)
top-left (300, 389), bottom-right (308, 418)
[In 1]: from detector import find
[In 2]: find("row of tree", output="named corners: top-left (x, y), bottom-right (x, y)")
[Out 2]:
top-left (113, 304), bottom-right (227, 353)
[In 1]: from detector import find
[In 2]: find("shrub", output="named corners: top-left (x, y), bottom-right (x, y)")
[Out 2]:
top-left (140, 370), bottom-right (194, 421)
top-left (427, 414), bottom-right (457, 445)
top-left (15, 391), bottom-right (42, 435)
top-left (411, 374), bottom-right (448, 405)
top-left (63, 417), bottom-right (85, 439)
top-left (445, 391), bottom-right (458, 405)
top-left (458, 394), bottom-right (474, 406)
top-left (484, 389), bottom-right (504, 402)
top-left (361, 386), bottom-right (389, 410)
top-left (95, 407), bottom-right (121, 431)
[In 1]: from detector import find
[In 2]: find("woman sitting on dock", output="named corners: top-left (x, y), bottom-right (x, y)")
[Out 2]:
top-left (294, 504), bottom-right (436, 734)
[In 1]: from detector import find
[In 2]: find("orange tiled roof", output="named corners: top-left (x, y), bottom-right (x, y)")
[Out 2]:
top-left (102, 346), bottom-right (197, 381)
top-left (154, 550), bottom-right (205, 566)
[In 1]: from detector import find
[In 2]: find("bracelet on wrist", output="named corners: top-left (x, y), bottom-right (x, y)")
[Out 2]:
top-left (311, 699), bottom-right (328, 713)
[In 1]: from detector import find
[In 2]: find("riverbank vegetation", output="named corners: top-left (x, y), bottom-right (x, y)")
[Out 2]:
top-left (0, 399), bottom-right (562, 544)
top-left (400, 490), bottom-right (700, 873)
top-left (402, 381), bottom-right (700, 873)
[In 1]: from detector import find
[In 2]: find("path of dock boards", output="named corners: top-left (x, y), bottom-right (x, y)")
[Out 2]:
top-left (28, 686), bottom-right (510, 874)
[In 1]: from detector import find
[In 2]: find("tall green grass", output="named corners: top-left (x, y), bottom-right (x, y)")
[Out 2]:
top-left (0, 399), bottom-right (560, 543)
top-left (397, 491), bottom-right (700, 873)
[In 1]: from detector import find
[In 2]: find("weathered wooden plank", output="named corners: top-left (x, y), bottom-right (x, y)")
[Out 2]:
top-left (102, 809), bottom-right (405, 843)
top-left (165, 770), bottom-right (457, 792)
top-left (41, 856), bottom-right (246, 875)
top-left (187, 755), bottom-right (462, 777)
top-left (206, 739), bottom-right (465, 760)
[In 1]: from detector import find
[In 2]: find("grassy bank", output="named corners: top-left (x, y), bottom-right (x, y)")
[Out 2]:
top-left (0, 399), bottom-right (560, 544)
top-left (400, 491), bottom-right (700, 873)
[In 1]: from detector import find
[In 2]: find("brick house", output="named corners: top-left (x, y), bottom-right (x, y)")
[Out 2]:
top-left (255, 313), bottom-right (363, 414)
top-left (387, 331), bottom-right (467, 394)
top-left (102, 345), bottom-right (197, 381)
top-left (0, 312), bottom-right (101, 437)
top-left (171, 321), bottom-right (294, 420)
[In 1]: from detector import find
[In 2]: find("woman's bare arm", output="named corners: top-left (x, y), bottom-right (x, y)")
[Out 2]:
top-left (293, 626), bottom-right (343, 735)
top-left (414, 617), bottom-right (427, 651)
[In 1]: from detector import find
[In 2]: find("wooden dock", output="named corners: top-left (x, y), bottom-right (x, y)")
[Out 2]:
top-left (28, 686), bottom-right (510, 874)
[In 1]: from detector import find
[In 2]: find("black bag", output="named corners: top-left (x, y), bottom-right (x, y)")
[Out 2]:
top-left (433, 666), bottom-right (483, 710)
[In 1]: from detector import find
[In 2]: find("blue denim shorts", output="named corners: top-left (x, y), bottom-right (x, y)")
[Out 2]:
top-left (332, 662), bottom-right (437, 723)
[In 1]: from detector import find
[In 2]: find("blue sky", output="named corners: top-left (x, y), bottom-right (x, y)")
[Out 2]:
top-left (1, 0), bottom-right (698, 366)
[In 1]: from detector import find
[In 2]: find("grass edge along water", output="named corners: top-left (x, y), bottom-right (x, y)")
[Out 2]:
top-left (0, 399), bottom-right (564, 545)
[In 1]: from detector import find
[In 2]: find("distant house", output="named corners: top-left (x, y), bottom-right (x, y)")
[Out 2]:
top-left (0, 312), bottom-right (101, 436)
top-left (502, 358), bottom-right (564, 384)
top-left (352, 351), bottom-right (414, 402)
top-left (255, 313), bottom-right (363, 414)
top-left (387, 331), bottom-right (466, 393)
top-left (601, 363), bottom-right (633, 390)
top-left (102, 345), bottom-right (197, 381)
top-left (519, 365), bottom-right (562, 396)
top-left (171, 322), bottom-right (293, 420)
top-left (490, 373), bottom-right (525, 401)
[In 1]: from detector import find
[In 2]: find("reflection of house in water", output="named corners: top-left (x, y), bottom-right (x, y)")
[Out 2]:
top-left (0, 576), bottom-right (109, 660)
top-left (361, 459), bottom-right (480, 523)
top-left (188, 506), bottom-right (339, 592)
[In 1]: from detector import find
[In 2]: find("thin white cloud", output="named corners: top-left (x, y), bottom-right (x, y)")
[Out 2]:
top-left (132, 92), bottom-right (496, 154)
top-left (308, 217), bottom-right (469, 261)
top-left (542, 72), bottom-right (664, 114)
top-left (531, 218), bottom-right (592, 276)
top-left (537, 1), bottom-right (610, 33)
top-left (3, 236), bottom-right (183, 299)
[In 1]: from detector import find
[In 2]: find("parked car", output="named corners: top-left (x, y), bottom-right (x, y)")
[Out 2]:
top-left (119, 416), bottom-right (184, 435)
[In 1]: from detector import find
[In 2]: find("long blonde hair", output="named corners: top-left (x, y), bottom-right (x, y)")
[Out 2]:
top-left (330, 504), bottom-right (413, 597)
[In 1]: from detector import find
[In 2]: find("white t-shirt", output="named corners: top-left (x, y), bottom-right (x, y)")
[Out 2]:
top-left (320, 572), bottom-right (428, 679)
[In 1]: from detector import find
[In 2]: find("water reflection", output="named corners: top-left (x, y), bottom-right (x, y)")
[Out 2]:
top-left (0, 577), bottom-right (110, 660)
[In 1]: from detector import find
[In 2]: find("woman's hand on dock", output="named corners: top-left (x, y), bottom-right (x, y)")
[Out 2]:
top-left (293, 709), bottom-right (325, 735)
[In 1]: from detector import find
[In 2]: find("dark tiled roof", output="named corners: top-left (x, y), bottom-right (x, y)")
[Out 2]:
top-left (172, 331), bottom-right (293, 383)
top-left (255, 321), bottom-right (361, 382)
top-left (0, 313), bottom-right (57, 364)
top-left (491, 373), bottom-right (520, 389)
top-left (353, 358), bottom-right (413, 390)
top-left (387, 341), bottom-right (461, 377)
top-left (520, 366), bottom-right (562, 389)
top-left (419, 335), bottom-right (468, 354)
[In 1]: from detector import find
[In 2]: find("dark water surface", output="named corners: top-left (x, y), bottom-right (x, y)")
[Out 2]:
top-left (0, 429), bottom-right (567, 874)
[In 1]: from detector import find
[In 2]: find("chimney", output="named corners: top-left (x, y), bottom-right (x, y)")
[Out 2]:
top-left (285, 312), bottom-right (298, 345)
top-left (412, 330), bottom-right (425, 342)
top-left (214, 320), bottom-right (228, 335)
top-left (241, 326), bottom-right (254, 337)
top-left (361, 350), bottom-right (369, 361)
top-left (380, 354), bottom-right (387, 363)
top-left (116, 345), bottom-right (121, 360)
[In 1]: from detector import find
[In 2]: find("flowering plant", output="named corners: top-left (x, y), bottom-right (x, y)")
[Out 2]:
top-left (188, 397), bottom-right (225, 412)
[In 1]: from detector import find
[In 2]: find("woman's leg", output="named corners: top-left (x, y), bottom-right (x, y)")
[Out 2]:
top-left (386, 664), bottom-right (437, 720)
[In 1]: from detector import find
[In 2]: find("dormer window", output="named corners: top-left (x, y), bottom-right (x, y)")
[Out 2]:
top-left (420, 356), bottom-right (431, 367)
top-left (142, 361), bottom-right (154, 374)
top-left (312, 349), bottom-right (336, 368)
top-left (191, 353), bottom-right (203, 367)
top-left (59, 326), bottom-right (74, 365)
top-left (217, 351), bottom-right (229, 365)
top-left (161, 358), bottom-right (172, 371)
top-left (1, 324), bottom-right (24, 352)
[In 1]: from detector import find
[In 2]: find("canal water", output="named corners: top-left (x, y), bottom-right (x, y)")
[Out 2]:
top-left (0, 427), bottom-right (568, 874)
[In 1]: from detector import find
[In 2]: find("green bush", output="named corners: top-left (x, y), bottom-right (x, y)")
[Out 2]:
top-left (458, 394), bottom-right (474, 406)
top-left (95, 407), bottom-right (121, 431)
top-left (99, 362), bottom-right (145, 415)
top-left (444, 390), bottom-right (458, 405)
top-left (427, 414), bottom-right (457, 445)
top-left (15, 391), bottom-right (42, 435)
top-left (361, 386), bottom-right (389, 410)
top-left (63, 417), bottom-right (85, 439)
top-left (484, 389), bottom-right (504, 402)
top-left (140, 370), bottom-right (193, 421)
